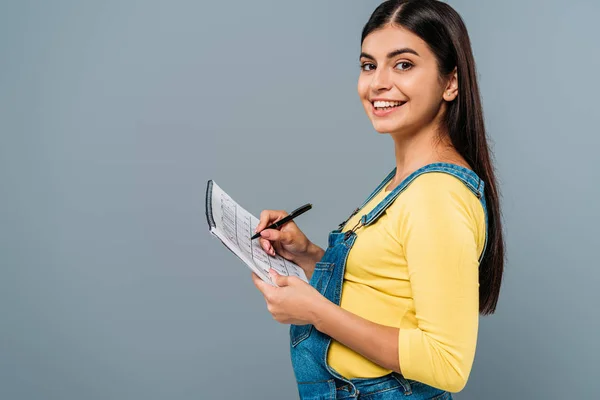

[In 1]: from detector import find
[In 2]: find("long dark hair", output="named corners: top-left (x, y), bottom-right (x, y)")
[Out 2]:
top-left (362, 0), bottom-right (505, 315)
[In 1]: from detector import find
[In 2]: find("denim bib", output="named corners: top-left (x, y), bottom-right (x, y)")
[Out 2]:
top-left (289, 162), bottom-right (489, 399)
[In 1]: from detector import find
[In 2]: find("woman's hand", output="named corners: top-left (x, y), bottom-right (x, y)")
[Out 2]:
top-left (255, 209), bottom-right (324, 278)
top-left (251, 269), bottom-right (329, 326)
top-left (253, 270), bottom-right (404, 376)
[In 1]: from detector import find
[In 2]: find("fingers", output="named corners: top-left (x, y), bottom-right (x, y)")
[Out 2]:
top-left (251, 272), bottom-right (269, 293)
top-left (259, 236), bottom-right (276, 256)
top-left (251, 271), bottom-right (261, 286)
top-left (256, 210), bottom-right (285, 255)
top-left (269, 269), bottom-right (289, 287)
top-left (252, 271), bottom-right (279, 304)
top-left (271, 240), bottom-right (285, 257)
top-left (256, 210), bottom-right (297, 256)
top-left (260, 228), bottom-right (293, 245)
top-left (256, 209), bottom-right (288, 233)
top-left (259, 228), bottom-right (293, 257)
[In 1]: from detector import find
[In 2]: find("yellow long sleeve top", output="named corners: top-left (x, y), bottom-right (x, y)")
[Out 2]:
top-left (326, 172), bottom-right (486, 392)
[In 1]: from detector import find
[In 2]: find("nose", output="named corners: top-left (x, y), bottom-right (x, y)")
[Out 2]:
top-left (370, 66), bottom-right (393, 92)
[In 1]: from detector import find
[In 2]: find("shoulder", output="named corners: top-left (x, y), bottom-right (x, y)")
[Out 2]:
top-left (390, 172), bottom-right (485, 229)
top-left (401, 172), bottom-right (479, 205)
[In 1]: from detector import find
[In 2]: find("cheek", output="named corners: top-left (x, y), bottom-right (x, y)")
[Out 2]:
top-left (357, 82), bottom-right (372, 113)
top-left (401, 80), bottom-right (440, 114)
top-left (357, 79), bottom-right (369, 99)
top-left (396, 74), bottom-right (420, 98)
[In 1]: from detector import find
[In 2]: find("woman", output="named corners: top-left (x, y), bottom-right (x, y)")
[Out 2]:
top-left (251, 0), bottom-right (505, 398)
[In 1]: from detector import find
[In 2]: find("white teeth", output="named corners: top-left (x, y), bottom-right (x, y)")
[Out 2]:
top-left (373, 100), bottom-right (403, 108)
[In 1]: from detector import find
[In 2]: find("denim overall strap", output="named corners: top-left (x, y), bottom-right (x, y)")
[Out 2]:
top-left (289, 162), bottom-right (488, 399)
top-left (347, 163), bottom-right (489, 264)
top-left (335, 168), bottom-right (397, 232)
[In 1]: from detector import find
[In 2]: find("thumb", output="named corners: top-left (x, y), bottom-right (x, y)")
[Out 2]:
top-left (269, 269), bottom-right (289, 287)
top-left (261, 229), bottom-right (293, 245)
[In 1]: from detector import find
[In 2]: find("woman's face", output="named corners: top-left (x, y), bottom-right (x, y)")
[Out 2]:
top-left (358, 25), bottom-right (455, 136)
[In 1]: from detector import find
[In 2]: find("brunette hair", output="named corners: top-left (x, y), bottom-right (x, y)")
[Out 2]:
top-left (362, 0), bottom-right (505, 315)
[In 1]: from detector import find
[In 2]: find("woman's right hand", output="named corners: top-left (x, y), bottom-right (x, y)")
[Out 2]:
top-left (255, 210), bottom-right (323, 277)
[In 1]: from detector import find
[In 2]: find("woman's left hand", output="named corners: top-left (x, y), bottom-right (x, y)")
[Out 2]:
top-left (252, 269), bottom-right (328, 325)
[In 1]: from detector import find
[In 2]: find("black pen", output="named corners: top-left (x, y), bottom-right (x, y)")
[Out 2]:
top-left (250, 203), bottom-right (312, 240)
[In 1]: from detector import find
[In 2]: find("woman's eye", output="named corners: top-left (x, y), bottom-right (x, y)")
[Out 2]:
top-left (360, 63), bottom-right (375, 71)
top-left (395, 61), bottom-right (413, 71)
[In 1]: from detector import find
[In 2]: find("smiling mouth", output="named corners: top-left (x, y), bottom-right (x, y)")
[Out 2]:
top-left (371, 101), bottom-right (406, 111)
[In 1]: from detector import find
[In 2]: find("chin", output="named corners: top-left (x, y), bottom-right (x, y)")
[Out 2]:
top-left (371, 121), bottom-right (402, 134)
top-left (372, 126), bottom-right (390, 134)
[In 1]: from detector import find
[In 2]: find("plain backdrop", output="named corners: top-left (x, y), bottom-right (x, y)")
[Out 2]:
top-left (1, 0), bottom-right (599, 399)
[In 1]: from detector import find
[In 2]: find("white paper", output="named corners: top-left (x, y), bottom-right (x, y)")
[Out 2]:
top-left (205, 180), bottom-right (309, 286)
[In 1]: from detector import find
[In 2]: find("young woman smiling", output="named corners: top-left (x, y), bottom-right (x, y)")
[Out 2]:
top-left (251, 1), bottom-right (505, 398)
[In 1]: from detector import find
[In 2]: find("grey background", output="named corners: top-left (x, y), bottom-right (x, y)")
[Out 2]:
top-left (1, 0), bottom-right (598, 399)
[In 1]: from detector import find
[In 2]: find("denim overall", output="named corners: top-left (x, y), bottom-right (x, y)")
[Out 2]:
top-left (289, 162), bottom-right (489, 400)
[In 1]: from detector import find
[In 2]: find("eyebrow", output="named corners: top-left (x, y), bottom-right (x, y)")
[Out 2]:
top-left (359, 48), bottom-right (420, 60)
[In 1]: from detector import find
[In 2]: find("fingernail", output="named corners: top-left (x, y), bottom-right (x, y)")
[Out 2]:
top-left (260, 231), bottom-right (270, 238)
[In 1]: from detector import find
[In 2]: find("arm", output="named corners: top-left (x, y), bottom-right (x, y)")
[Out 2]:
top-left (313, 300), bottom-right (402, 373)
top-left (254, 269), bottom-right (401, 373)
top-left (293, 242), bottom-right (325, 280)
top-left (395, 179), bottom-right (481, 392)
top-left (314, 178), bottom-right (481, 392)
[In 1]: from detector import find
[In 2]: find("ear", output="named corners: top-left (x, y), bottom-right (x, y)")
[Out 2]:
top-left (443, 66), bottom-right (458, 102)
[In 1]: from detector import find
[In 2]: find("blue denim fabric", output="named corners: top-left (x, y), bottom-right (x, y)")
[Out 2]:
top-left (289, 163), bottom-right (489, 399)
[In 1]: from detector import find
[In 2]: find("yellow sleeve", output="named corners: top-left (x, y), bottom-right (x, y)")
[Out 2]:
top-left (397, 174), bottom-right (481, 393)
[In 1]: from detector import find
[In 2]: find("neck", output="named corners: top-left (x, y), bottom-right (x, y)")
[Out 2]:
top-left (386, 115), bottom-right (455, 191)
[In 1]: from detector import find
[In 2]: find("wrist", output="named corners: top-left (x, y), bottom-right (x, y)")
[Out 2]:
top-left (295, 242), bottom-right (325, 279)
top-left (305, 241), bottom-right (325, 264)
top-left (310, 295), bottom-right (334, 330)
